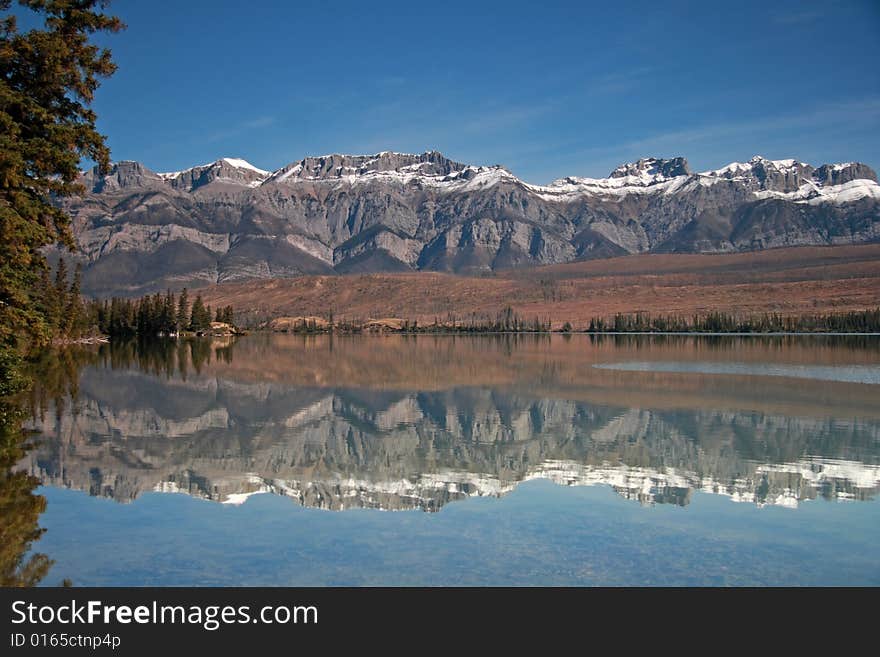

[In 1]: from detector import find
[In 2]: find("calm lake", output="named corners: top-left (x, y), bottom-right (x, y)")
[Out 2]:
top-left (18, 333), bottom-right (880, 586)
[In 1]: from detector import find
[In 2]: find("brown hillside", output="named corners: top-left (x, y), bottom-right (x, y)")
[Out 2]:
top-left (198, 244), bottom-right (880, 330)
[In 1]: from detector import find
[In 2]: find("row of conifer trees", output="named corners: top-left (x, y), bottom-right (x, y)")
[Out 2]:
top-left (588, 310), bottom-right (880, 333)
top-left (38, 259), bottom-right (235, 338)
top-left (85, 289), bottom-right (235, 338)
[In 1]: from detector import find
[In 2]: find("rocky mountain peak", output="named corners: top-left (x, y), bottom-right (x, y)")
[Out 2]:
top-left (609, 156), bottom-right (691, 180)
top-left (84, 160), bottom-right (164, 193)
top-left (813, 162), bottom-right (878, 186)
top-left (269, 150), bottom-right (470, 183)
top-left (744, 155), bottom-right (815, 192)
top-left (159, 157), bottom-right (269, 191)
top-left (216, 157), bottom-right (268, 174)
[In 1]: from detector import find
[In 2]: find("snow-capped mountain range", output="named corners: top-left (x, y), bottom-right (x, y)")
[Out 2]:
top-left (151, 152), bottom-right (879, 204)
top-left (64, 150), bottom-right (880, 295)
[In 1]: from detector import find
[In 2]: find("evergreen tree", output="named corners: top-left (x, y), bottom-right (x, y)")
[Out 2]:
top-left (62, 263), bottom-right (82, 337)
top-left (33, 266), bottom-right (52, 331)
top-left (51, 258), bottom-right (68, 333)
top-left (176, 288), bottom-right (189, 334)
top-left (0, 1), bottom-right (124, 352)
top-left (161, 290), bottom-right (175, 336)
top-left (189, 295), bottom-right (210, 333)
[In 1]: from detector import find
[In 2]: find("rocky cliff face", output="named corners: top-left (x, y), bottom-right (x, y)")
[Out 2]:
top-left (63, 151), bottom-right (880, 295)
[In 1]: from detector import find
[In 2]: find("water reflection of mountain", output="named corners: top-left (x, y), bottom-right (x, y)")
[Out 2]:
top-left (22, 345), bottom-right (880, 511)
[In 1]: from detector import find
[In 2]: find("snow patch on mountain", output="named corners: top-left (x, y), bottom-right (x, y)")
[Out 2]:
top-left (528, 174), bottom-right (682, 201)
top-left (158, 157), bottom-right (268, 181)
top-left (219, 157), bottom-right (269, 174)
top-left (755, 178), bottom-right (880, 205)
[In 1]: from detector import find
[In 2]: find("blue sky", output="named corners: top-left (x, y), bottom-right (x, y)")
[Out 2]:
top-left (70, 0), bottom-right (880, 183)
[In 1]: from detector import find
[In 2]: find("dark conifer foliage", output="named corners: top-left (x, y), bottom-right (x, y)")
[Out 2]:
top-left (585, 310), bottom-right (880, 334)
top-left (269, 306), bottom-right (880, 335)
top-left (1, 0), bottom-right (124, 352)
top-left (82, 288), bottom-right (236, 338)
top-left (25, 262), bottom-right (237, 339)
top-left (188, 295), bottom-right (212, 333)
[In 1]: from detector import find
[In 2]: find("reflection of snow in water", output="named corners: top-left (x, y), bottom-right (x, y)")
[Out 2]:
top-left (200, 455), bottom-right (880, 511)
top-left (593, 361), bottom-right (880, 385)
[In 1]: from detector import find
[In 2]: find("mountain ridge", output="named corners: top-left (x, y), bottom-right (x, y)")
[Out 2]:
top-left (88, 151), bottom-right (879, 190)
top-left (64, 150), bottom-right (880, 296)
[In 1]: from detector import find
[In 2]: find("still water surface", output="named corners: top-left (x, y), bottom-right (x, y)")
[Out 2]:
top-left (20, 334), bottom-right (880, 585)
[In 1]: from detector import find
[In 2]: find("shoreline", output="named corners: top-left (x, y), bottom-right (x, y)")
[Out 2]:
top-left (260, 329), bottom-right (880, 337)
top-left (60, 330), bottom-right (880, 344)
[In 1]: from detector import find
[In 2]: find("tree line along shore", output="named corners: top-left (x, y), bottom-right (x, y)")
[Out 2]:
top-left (33, 260), bottom-right (880, 340)
top-left (38, 261), bottom-right (239, 341)
top-left (262, 308), bottom-right (880, 336)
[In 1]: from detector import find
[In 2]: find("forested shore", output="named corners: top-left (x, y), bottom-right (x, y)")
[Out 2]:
top-left (263, 307), bottom-right (880, 335)
top-left (32, 259), bottom-right (237, 340)
top-left (86, 288), bottom-right (236, 338)
top-left (27, 258), bottom-right (880, 341)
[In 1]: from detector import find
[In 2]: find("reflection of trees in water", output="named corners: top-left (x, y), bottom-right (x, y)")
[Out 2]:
top-left (85, 334), bottom-right (880, 382)
top-left (94, 337), bottom-right (233, 379)
top-left (2, 347), bottom-right (97, 587)
top-left (588, 333), bottom-right (880, 352)
top-left (26, 348), bottom-right (96, 425)
top-left (0, 395), bottom-right (52, 586)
